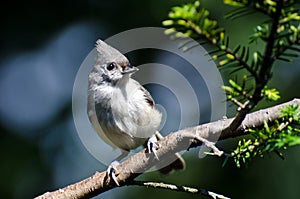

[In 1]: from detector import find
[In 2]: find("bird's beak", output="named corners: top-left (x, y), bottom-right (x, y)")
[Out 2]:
top-left (121, 65), bottom-right (139, 74)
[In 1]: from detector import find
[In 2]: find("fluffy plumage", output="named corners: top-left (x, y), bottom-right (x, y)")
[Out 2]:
top-left (88, 40), bottom-right (162, 151)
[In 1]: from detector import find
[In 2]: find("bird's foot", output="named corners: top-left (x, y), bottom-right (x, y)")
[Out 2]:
top-left (107, 160), bottom-right (120, 186)
top-left (147, 134), bottom-right (159, 160)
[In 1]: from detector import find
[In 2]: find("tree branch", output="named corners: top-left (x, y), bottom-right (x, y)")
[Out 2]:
top-left (129, 181), bottom-right (230, 199)
top-left (35, 98), bottom-right (300, 199)
top-left (223, 0), bottom-right (285, 143)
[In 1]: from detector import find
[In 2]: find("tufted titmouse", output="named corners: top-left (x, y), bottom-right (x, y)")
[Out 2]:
top-left (87, 39), bottom-right (185, 185)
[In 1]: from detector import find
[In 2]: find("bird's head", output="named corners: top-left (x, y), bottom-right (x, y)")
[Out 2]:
top-left (89, 40), bottom-right (138, 87)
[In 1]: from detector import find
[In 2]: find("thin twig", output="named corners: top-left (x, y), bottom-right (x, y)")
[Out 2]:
top-left (259, 0), bottom-right (284, 84)
top-left (194, 134), bottom-right (224, 157)
top-left (272, 34), bottom-right (300, 61)
top-left (230, 98), bottom-right (245, 108)
top-left (130, 181), bottom-right (231, 199)
top-left (187, 20), bottom-right (258, 80)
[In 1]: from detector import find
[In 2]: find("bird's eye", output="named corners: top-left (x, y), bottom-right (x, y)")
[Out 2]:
top-left (107, 62), bottom-right (116, 71)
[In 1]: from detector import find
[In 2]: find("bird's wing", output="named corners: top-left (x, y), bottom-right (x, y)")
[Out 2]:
top-left (139, 86), bottom-right (155, 107)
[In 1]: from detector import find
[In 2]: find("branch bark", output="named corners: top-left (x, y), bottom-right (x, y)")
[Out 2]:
top-left (35, 98), bottom-right (300, 199)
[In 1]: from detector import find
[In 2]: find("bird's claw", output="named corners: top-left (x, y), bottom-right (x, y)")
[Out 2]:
top-left (107, 161), bottom-right (120, 186)
top-left (147, 135), bottom-right (159, 160)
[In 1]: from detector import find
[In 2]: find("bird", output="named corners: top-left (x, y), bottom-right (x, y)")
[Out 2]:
top-left (87, 39), bottom-right (185, 185)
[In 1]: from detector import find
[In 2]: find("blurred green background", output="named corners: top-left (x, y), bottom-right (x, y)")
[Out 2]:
top-left (1, 0), bottom-right (300, 199)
